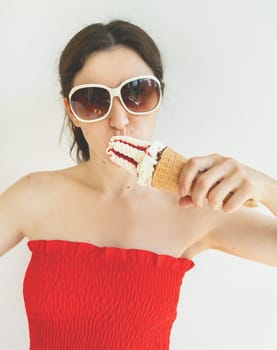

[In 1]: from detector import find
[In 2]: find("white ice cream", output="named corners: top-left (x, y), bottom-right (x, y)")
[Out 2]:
top-left (106, 136), bottom-right (166, 186)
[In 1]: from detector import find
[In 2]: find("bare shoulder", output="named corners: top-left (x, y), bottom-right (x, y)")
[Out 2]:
top-left (0, 167), bottom-right (79, 256)
top-left (20, 167), bottom-right (75, 186)
top-left (1, 171), bottom-right (54, 204)
top-left (7, 166), bottom-right (79, 194)
top-left (1, 166), bottom-right (79, 228)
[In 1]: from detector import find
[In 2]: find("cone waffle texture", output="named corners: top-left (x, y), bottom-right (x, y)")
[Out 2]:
top-left (152, 147), bottom-right (257, 208)
top-left (152, 147), bottom-right (186, 193)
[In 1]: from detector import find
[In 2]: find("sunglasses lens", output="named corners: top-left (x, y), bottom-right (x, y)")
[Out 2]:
top-left (70, 87), bottom-right (110, 120)
top-left (121, 78), bottom-right (160, 113)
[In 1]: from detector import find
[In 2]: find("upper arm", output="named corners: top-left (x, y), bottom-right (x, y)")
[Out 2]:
top-left (0, 175), bottom-right (33, 256)
top-left (205, 207), bottom-right (277, 267)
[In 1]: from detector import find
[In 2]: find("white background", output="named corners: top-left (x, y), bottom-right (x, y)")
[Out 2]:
top-left (1, 0), bottom-right (277, 349)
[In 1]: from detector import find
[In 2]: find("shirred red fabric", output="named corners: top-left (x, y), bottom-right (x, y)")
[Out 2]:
top-left (23, 239), bottom-right (194, 350)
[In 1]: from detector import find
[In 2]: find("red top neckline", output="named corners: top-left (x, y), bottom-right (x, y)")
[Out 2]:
top-left (27, 239), bottom-right (195, 266)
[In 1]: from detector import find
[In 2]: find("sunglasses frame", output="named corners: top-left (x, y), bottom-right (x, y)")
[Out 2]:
top-left (68, 75), bottom-right (162, 123)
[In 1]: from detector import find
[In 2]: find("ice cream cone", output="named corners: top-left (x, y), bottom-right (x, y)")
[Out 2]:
top-left (152, 147), bottom-right (187, 192)
top-left (152, 147), bottom-right (258, 208)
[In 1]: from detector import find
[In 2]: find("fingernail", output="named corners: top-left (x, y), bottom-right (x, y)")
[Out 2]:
top-left (180, 188), bottom-right (187, 197)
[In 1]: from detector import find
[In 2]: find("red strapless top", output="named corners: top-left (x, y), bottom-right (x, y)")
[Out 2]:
top-left (23, 240), bottom-right (194, 350)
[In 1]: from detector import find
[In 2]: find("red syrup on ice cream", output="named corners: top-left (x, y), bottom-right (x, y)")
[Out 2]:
top-left (108, 139), bottom-right (151, 167)
top-left (110, 149), bottom-right (138, 167)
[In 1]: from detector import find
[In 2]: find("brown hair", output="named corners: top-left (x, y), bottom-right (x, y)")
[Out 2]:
top-left (59, 19), bottom-right (165, 163)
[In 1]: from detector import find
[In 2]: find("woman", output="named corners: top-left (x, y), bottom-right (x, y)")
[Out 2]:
top-left (0, 19), bottom-right (276, 349)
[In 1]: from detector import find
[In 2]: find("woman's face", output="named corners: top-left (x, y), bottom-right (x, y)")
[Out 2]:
top-left (65, 45), bottom-right (160, 161)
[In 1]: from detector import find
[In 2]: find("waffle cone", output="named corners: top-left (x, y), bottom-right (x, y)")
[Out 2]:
top-left (152, 147), bottom-right (186, 193)
top-left (151, 147), bottom-right (257, 208)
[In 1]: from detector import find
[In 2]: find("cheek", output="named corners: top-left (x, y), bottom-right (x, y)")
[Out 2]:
top-left (80, 124), bottom-right (111, 152)
top-left (139, 113), bottom-right (157, 134)
top-left (79, 125), bottom-right (100, 145)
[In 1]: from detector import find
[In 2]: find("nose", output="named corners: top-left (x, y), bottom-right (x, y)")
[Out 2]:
top-left (108, 97), bottom-right (130, 130)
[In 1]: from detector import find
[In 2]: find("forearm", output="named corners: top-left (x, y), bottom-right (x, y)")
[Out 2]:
top-left (260, 175), bottom-right (277, 217)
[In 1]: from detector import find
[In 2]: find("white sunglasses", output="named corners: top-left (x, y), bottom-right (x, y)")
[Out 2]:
top-left (68, 75), bottom-right (162, 123)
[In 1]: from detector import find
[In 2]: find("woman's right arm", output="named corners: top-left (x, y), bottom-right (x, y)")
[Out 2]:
top-left (0, 175), bottom-right (31, 257)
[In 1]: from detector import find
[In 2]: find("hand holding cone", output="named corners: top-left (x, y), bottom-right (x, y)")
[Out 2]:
top-left (152, 147), bottom-right (258, 208)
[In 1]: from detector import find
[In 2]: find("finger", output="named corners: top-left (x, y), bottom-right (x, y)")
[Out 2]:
top-left (189, 157), bottom-right (237, 207)
top-left (190, 169), bottom-right (224, 207)
top-left (178, 154), bottom-right (219, 196)
top-left (221, 180), bottom-right (254, 213)
top-left (207, 172), bottom-right (244, 210)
